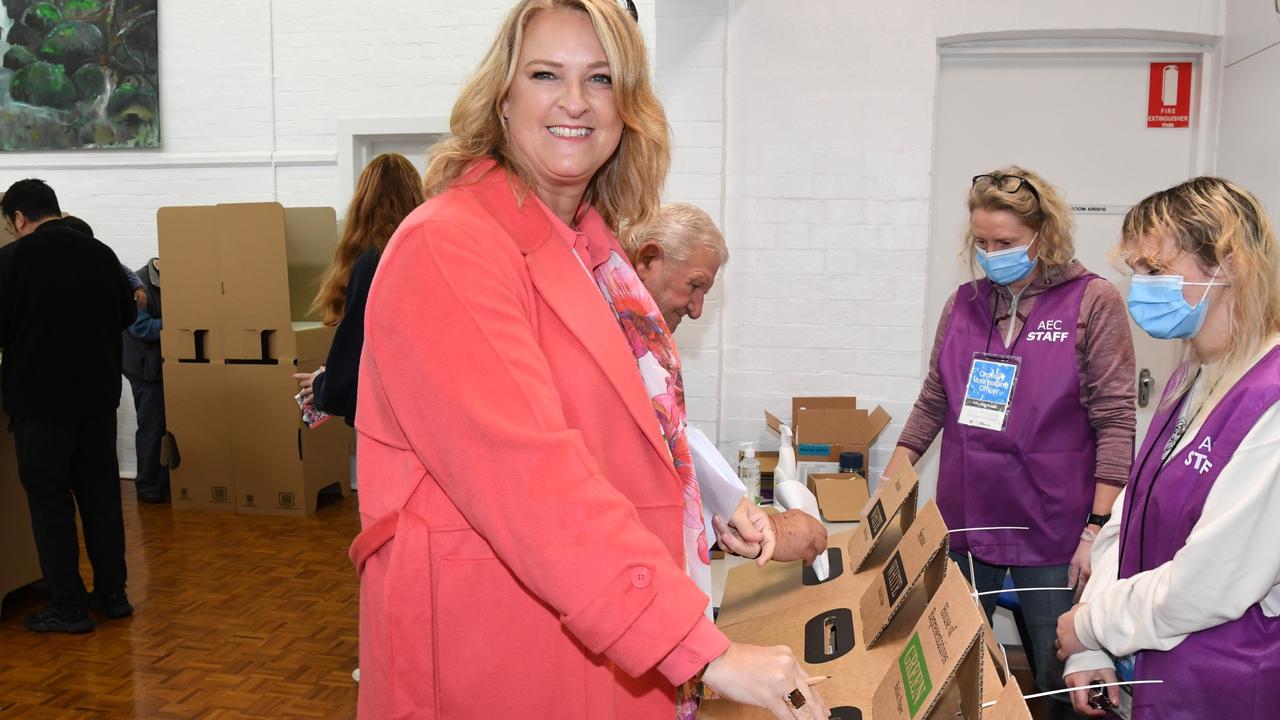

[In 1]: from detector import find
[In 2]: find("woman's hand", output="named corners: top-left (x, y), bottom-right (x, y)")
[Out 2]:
top-left (292, 366), bottom-right (324, 404)
top-left (713, 498), bottom-right (775, 566)
top-left (1064, 667), bottom-right (1120, 717)
top-left (702, 642), bottom-right (830, 720)
top-left (1068, 531), bottom-right (1094, 602)
top-left (1055, 604), bottom-right (1089, 660)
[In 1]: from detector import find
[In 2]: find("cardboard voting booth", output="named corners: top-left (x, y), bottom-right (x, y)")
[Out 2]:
top-left (703, 462), bottom-right (1030, 720)
top-left (158, 202), bottom-right (351, 516)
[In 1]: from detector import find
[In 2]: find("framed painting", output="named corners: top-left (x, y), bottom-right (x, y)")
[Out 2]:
top-left (1, 0), bottom-right (158, 150)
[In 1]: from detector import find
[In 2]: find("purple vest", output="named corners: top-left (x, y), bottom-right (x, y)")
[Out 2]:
top-left (938, 276), bottom-right (1097, 566)
top-left (1117, 346), bottom-right (1280, 718)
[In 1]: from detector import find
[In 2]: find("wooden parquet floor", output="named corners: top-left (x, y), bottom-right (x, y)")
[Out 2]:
top-left (0, 483), bottom-right (359, 720)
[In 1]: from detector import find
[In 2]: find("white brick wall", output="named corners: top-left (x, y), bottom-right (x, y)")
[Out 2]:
top-left (0, 0), bottom-right (1225, 478)
top-left (656, 0), bottom-right (727, 444)
top-left (716, 0), bottom-right (940, 475)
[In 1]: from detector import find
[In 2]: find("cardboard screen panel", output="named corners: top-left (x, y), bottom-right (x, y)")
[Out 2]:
top-left (158, 206), bottom-right (227, 361)
top-left (848, 461), bottom-right (920, 572)
top-left (218, 203), bottom-right (293, 333)
top-left (983, 677), bottom-right (1034, 720)
top-left (860, 499), bottom-right (949, 647)
top-left (0, 404), bottom-right (42, 596)
top-left (283, 207), bottom-right (338, 323)
top-left (870, 562), bottom-right (990, 720)
top-left (165, 362), bottom-right (236, 512)
top-left (226, 364), bottom-right (310, 515)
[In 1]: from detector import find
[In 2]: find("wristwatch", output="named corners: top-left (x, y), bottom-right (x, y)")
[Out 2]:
top-left (1086, 513), bottom-right (1111, 527)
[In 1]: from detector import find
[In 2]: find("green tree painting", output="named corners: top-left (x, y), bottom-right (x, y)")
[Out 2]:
top-left (1, 0), bottom-right (158, 150)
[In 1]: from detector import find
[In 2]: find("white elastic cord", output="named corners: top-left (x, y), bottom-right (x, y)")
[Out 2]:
top-left (973, 586), bottom-right (1071, 598)
top-left (980, 680), bottom-right (1165, 708)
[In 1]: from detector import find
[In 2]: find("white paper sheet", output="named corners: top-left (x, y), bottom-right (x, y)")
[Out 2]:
top-left (687, 425), bottom-right (747, 543)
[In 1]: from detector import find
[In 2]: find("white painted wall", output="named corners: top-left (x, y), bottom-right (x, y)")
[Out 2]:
top-left (2, 0), bottom-right (1245, 479)
top-left (1216, 0), bottom-right (1280, 229)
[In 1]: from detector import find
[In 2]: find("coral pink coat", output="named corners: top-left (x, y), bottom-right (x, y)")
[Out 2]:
top-left (350, 162), bottom-right (728, 719)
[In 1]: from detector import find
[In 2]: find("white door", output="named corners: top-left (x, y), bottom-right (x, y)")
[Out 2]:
top-left (917, 51), bottom-right (1208, 500)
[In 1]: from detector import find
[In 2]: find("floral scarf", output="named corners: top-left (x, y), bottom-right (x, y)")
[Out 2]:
top-left (592, 251), bottom-right (710, 720)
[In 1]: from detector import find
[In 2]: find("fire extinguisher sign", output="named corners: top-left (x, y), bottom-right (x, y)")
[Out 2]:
top-left (1148, 62), bottom-right (1193, 128)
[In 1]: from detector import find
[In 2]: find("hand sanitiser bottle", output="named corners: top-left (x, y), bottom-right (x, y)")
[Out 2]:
top-left (738, 442), bottom-right (761, 504)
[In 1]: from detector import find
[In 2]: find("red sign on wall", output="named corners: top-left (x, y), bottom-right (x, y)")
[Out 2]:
top-left (1148, 62), bottom-right (1192, 128)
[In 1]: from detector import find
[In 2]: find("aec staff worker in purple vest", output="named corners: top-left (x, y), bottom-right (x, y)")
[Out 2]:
top-left (1057, 176), bottom-right (1280, 718)
top-left (890, 166), bottom-right (1137, 719)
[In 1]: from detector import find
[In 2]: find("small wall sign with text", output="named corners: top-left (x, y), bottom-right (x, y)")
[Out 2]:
top-left (1148, 62), bottom-right (1192, 128)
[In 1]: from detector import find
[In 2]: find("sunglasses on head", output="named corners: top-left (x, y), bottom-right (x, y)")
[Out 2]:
top-left (972, 173), bottom-right (1042, 206)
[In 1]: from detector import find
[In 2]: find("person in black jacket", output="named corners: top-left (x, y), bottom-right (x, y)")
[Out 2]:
top-left (295, 155), bottom-right (423, 489)
top-left (0, 179), bottom-right (137, 633)
top-left (122, 257), bottom-right (167, 502)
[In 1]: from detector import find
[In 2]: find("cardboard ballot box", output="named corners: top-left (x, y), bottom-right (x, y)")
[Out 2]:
top-left (158, 202), bottom-right (350, 516)
top-left (703, 462), bottom-right (1029, 720)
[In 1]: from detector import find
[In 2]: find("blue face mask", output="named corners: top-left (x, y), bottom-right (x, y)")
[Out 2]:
top-left (1126, 268), bottom-right (1223, 339)
top-left (976, 234), bottom-right (1038, 285)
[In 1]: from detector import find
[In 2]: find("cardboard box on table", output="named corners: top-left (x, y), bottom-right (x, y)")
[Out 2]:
top-left (158, 202), bottom-right (350, 516)
top-left (703, 462), bottom-right (1023, 720)
top-left (756, 396), bottom-right (889, 521)
top-left (766, 396), bottom-right (891, 476)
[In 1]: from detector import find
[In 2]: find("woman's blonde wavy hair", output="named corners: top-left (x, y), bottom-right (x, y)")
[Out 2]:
top-left (1118, 176), bottom-right (1280, 402)
top-left (423, 0), bottom-right (669, 237)
top-left (965, 166), bottom-right (1076, 279)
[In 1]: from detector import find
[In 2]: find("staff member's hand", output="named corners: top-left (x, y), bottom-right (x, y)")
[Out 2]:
top-left (292, 366), bottom-right (324, 404)
top-left (713, 498), bottom-right (775, 566)
top-left (702, 642), bottom-right (830, 720)
top-left (1055, 604), bottom-right (1089, 660)
top-left (1064, 667), bottom-right (1119, 717)
top-left (1068, 531), bottom-right (1094, 602)
top-left (133, 287), bottom-right (148, 310)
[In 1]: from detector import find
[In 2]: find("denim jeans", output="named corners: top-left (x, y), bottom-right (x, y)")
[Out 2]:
top-left (949, 551), bottom-right (1086, 720)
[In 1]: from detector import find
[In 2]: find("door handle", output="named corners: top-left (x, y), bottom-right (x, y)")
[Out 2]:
top-left (1138, 368), bottom-right (1154, 408)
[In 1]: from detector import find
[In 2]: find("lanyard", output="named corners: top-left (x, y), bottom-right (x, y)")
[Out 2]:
top-left (984, 288), bottom-right (1024, 356)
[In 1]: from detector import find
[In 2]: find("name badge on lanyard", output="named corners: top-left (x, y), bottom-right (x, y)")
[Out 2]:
top-left (1109, 653), bottom-right (1136, 719)
top-left (958, 352), bottom-right (1021, 431)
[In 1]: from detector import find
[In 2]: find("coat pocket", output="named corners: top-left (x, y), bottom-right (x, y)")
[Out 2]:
top-left (434, 556), bottom-right (589, 718)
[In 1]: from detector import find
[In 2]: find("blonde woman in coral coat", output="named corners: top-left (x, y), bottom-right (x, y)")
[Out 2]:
top-left (348, 2), bottom-right (827, 719)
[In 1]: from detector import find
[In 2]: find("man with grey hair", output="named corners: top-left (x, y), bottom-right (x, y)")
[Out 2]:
top-left (629, 202), bottom-right (728, 333)
top-left (631, 203), bottom-right (827, 568)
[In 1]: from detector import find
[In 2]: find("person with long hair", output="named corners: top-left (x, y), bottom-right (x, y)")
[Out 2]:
top-left (294, 153), bottom-right (424, 427)
top-left (347, 2), bottom-right (827, 718)
top-left (889, 167), bottom-right (1136, 719)
top-left (1057, 177), bottom-right (1280, 718)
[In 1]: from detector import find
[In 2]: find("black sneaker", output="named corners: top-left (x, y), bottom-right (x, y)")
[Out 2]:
top-left (24, 606), bottom-right (95, 633)
top-left (88, 590), bottom-right (134, 619)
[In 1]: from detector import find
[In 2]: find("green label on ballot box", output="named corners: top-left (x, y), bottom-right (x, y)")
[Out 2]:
top-left (899, 633), bottom-right (932, 718)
